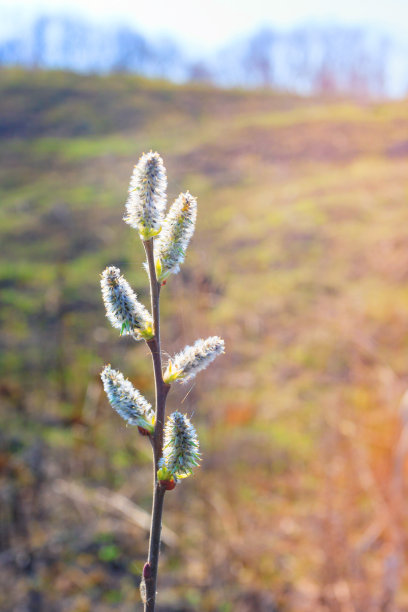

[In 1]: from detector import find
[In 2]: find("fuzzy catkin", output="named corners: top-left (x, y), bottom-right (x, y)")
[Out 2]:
top-left (163, 336), bottom-right (225, 383)
top-left (162, 411), bottom-right (200, 478)
top-left (101, 365), bottom-right (155, 431)
top-left (101, 266), bottom-right (153, 340)
top-left (154, 192), bottom-right (197, 282)
top-left (124, 151), bottom-right (167, 239)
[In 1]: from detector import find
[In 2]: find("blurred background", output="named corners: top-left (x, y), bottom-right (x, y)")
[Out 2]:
top-left (1, 0), bottom-right (408, 610)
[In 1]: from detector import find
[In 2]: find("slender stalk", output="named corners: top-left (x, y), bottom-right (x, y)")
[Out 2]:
top-left (143, 239), bottom-right (170, 611)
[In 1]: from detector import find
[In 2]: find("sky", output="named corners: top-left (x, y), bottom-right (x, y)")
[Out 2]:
top-left (1, 0), bottom-right (408, 52)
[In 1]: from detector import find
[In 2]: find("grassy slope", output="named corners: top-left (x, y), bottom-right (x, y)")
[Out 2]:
top-left (1, 68), bottom-right (408, 611)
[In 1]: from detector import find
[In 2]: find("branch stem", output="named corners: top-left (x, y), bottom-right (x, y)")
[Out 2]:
top-left (144, 484), bottom-right (165, 612)
top-left (143, 239), bottom-right (170, 611)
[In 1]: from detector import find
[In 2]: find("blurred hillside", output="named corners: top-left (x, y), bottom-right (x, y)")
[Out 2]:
top-left (1, 68), bottom-right (408, 611)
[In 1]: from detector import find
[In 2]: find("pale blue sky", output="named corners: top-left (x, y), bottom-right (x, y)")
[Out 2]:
top-left (2, 0), bottom-right (408, 52)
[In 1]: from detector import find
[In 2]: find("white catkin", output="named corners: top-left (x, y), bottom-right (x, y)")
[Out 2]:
top-left (164, 336), bottom-right (225, 383)
top-left (162, 411), bottom-right (200, 478)
top-left (100, 266), bottom-right (153, 340)
top-left (101, 365), bottom-right (154, 431)
top-left (154, 192), bottom-right (197, 281)
top-left (124, 151), bottom-right (167, 239)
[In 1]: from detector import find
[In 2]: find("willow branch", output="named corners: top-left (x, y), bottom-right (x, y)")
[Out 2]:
top-left (142, 238), bottom-right (170, 612)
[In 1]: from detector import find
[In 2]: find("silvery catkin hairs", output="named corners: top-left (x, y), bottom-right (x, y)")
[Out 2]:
top-left (154, 191), bottom-right (197, 282)
top-left (124, 151), bottom-right (167, 240)
top-left (101, 266), bottom-right (153, 340)
top-left (163, 336), bottom-right (225, 383)
top-left (99, 150), bottom-right (225, 612)
top-left (101, 365), bottom-right (155, 432)
top-left (161, 411), bottom-right (201, 479)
